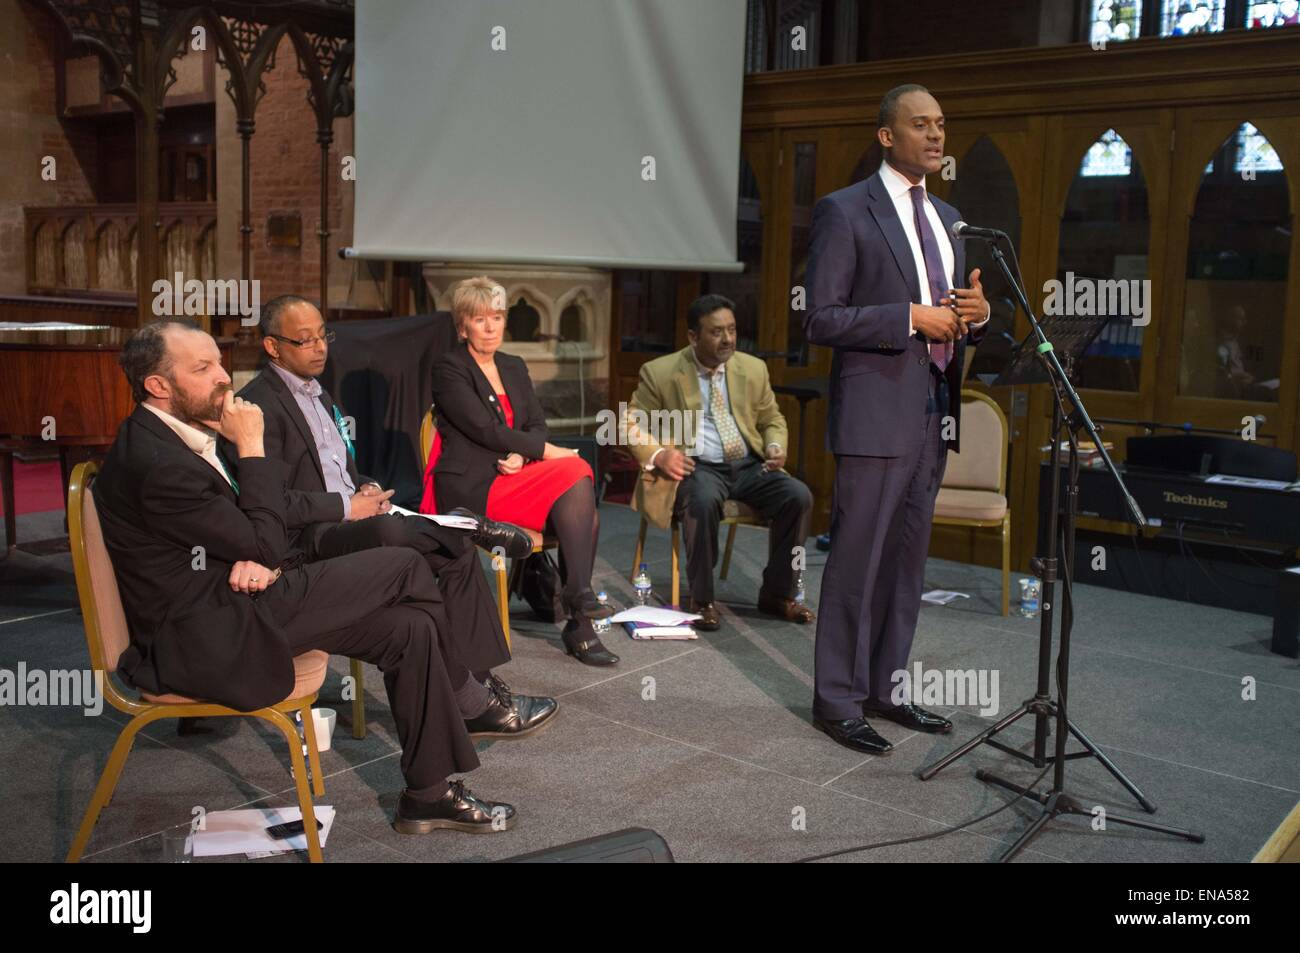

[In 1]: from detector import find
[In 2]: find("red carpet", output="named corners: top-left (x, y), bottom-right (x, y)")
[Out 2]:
top-left (1, 460), bottom-right (64, 516)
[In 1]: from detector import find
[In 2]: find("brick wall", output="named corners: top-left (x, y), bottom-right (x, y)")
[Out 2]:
top-left (244, 33), bottom-right (346, 303)
top-left (0, 0), bottom-right (98, 294)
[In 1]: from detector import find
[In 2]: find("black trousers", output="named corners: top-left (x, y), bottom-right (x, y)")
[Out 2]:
top-left (672, 454), bottom-right (813, 604)
top-left (301, 513), bottom-right (510, 674)
top-left (263, 548), bottom-right (479, 789)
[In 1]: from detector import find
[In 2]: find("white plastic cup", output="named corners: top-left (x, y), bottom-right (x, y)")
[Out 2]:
top-left (311, 707), bottom-right (337, 752)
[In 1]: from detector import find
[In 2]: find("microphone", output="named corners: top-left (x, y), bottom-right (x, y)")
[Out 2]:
top-left (951, 220), bottom-right (1006, 242)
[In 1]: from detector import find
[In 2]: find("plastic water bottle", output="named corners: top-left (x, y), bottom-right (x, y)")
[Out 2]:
top-left (794, 569), bottom-right (806, 607)
top-left (592, 591), bottom-right (612, 637)
top-left (1018, 577), bottom-right (1041, 618)
top-left (633, 563), bottom-right (653, 605)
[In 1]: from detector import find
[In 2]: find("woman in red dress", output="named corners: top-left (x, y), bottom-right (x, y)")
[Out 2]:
top-left (423, 277), bottom-right (617, 666)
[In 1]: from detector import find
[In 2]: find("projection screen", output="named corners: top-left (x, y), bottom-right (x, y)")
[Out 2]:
top-left (349, 0), bottom-right (746, 271)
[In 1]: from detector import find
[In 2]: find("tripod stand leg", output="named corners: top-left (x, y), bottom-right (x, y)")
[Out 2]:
top-left (976, 769), bottom-right (1050, 806)
top-left (998, 806), bottom-right (1057, 863)
top-left (1065, 718), bottom-right (1156, 813)
top-left (1056, 802), bottom-right (1204, 843)
top-left (918, 705), bottom-right (1033, 781)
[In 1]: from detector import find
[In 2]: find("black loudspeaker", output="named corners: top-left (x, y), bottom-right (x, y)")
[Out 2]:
top-left (551, 435), bottom-right (602, 502)
top-left (499, 828), bottom-right (674, 863)
top-left (1126, 434), bottom-right (1298, 482)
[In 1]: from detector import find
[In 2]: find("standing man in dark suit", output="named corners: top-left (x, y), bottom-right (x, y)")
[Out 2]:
top-left (235, 295), bottom-right (554, 740)
top-left (805, 85), bottom-right (990, 754)
top-left (95, 319), bottom-right (520, 833)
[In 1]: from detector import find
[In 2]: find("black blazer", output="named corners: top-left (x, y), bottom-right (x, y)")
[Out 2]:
top-left (231, 366), bottom-right (374, 543)
top-left (430, 344), bottom-right (548, 514)
top-left (92, 406), bottom-right (298, 711)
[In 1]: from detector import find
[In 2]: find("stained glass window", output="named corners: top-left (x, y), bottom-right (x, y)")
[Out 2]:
top-left (1235, 122), bottom-right (1284, 173)
top-left (1081, 129), bottom-right (1132, 178)
top-left (1090, 0), bottom-right (1142, 44)
top-left (1246, 1), bottom-right (1300, 28)
top-left (1203, 124), bottom-right (1281, 176)
top-left (1160, 0), bottom-right (1225, 34)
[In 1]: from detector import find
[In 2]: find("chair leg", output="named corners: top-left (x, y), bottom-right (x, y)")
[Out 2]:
top-left (670, 522), bottom-right (681, 608)
top-left (66, 715), bottom-right (147, 862)
top-left (1001, 515), bottom-right (1011, 617)
top-left (299, 702), bottom-right (325, 797)
top-left (631, 517), bottom-right (647, 582)
top-left (1, 449), bottom-right (15, 550)
top-left (349, 658), bottom-right (366, 740)
top-left (495, 560), bottom-right (511, 650)
top-left (720, 522), bottom-right (738, 580)
top-left (265, 709), bottom-right (323, 863)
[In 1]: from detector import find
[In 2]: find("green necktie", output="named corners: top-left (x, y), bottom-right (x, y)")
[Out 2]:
top-left (215, 447), bottom-right (240, 495)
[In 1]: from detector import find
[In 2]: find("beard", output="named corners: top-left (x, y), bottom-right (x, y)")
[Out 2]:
top-left (171, 380), bottom-right (231, 428)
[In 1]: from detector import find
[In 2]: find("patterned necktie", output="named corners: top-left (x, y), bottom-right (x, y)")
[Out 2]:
top-left (909, 185), bottom-right (953, 372)
top-left (708, 368), bottom-right (747, 462)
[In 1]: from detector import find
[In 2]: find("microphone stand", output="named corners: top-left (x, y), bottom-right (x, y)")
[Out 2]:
top-left (917, 234), bottom-right (1205, 862)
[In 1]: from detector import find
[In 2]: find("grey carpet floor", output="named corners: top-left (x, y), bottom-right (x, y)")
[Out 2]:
top-left (1, 504), bottom-right (1296, 863)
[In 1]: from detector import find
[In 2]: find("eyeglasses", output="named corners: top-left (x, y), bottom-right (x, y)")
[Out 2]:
top-left (272, 330), bottom-right (336, 348)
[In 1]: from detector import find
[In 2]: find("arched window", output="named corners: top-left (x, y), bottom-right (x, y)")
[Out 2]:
top-left (506, 296), bottom-right (540, 343)
top-left (949, 137), bottom-right (1022, 382)
top-left (1178, 123), bottom-right (1290, 400)
top-left (1056, 129), bottom-right (1151, 392)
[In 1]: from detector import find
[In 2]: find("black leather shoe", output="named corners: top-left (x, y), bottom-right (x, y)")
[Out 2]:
top-left (863, 703), bottom-right (952, 734)
top-left (392, 781), bottom-right (516, 834)
top-left (569, 588), bottom-right (615, 620)
top-left (449, 507), bottom-right (532, 559)
top-left (686, 598), bottom-right (720, 631)
top-left (465, 674), bottom-right (559, 740)
top-left (813, 717), bottom-right (894, 754)
top-left (561, 618), bottom-right (619, 666)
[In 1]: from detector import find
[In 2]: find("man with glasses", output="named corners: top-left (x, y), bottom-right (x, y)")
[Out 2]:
top-left (233, 295), bottom-right (555, 744)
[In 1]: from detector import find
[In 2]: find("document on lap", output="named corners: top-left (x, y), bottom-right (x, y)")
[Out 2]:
top-left (388, 503), bottom-right (479, 530)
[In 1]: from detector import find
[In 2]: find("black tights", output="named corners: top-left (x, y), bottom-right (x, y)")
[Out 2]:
top-left (545, 477), bottom-right (599, 608)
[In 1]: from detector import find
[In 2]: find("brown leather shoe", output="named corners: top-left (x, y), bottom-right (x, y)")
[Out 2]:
top-left (687, 598), bottom-right (721, 631)
top-left (757, 587), bottom-right (816, 624)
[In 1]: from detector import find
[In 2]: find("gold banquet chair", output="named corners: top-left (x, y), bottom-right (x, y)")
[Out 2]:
top-left (420, 406), bottom-right (558, 647)
top-left (66, 462), bottom-right (329, 863)
top-left (630, 502), bottom-right (769, 608)
top-left (931, 389), bottom-right (1012, 616)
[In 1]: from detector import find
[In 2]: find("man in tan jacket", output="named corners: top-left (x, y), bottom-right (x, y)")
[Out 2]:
top-left (624, 294), bottom-right (815, 631)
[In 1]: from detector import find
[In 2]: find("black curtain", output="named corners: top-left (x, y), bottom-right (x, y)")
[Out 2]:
top-left (318, 312), bottom-right (457, 507)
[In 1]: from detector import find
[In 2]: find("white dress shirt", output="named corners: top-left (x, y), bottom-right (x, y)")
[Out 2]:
top-left (142, 402), bottom-right (233, 488)
top-left (879, 160), bottom-right (990, 332)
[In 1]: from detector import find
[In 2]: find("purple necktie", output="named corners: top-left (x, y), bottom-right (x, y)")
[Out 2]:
top-left (909, 185), bottom-right (953, 371)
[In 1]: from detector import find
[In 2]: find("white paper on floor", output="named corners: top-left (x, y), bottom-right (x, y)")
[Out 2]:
top-left (609, 605), bottom-right (702, 626)
top-left (189, 805), bottom-right (335, 858)
top-left (921, 590), bottom-right (970, 606)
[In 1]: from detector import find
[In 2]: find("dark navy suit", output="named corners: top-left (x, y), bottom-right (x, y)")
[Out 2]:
top-left (805, 169), bottom-right (985, 720)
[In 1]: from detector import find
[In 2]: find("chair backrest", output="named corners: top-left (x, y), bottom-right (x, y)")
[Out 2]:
top-left (67, 462), bottom-right (133, 684)
top-left (941, 390), bottom-right (1008, 494)
top-left (419, 406), bottom-right (435, 470)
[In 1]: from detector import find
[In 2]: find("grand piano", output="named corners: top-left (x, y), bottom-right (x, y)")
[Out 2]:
top-left (0, 324), bottom-right (233, 549)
